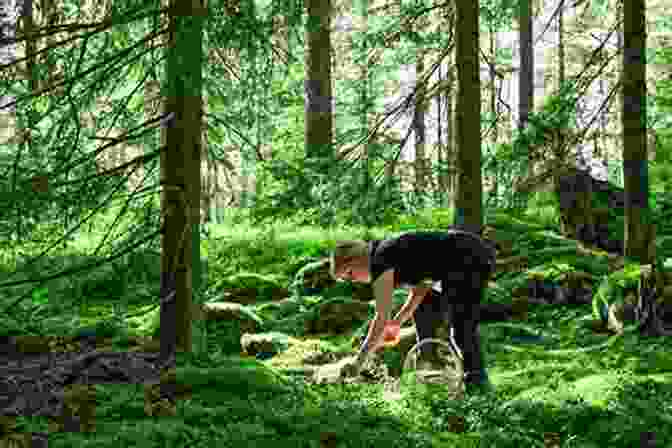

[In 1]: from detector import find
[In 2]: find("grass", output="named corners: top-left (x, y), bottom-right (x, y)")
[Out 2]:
top-left (1, 202), bottom-right (672, 447)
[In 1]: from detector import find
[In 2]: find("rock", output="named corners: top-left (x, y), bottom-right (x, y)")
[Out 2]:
top-left (254, 297), bottom-right (303, 321)
top-left (240, 332), bottom-right (296, 357)
top-left (302, 350), bottom-right (339, 365)
top-left (201, 302), bottom-right (264, 334)
top-left (313, 356), bottom-right (359, 384)
top-left (213, 272), bottom-right (289, 304)
top-left (523, 269), bottom-right (598, 306)
top-left (556, 168), bottom-right (594, 241)
top-left (290, 259), bottom-right (373, 302)
top-left (555, 168), bottom-right (627, 253)
top-left (312, 355), bottom-right (390, 384)
top-left (304, 298), bottom-right (372, 335)
top-left (290, 259), bottom-right (337, 296)
top-left (261, 337), bottom-right (344, 371)
top-left (291, 258), bottom-right (375, 301)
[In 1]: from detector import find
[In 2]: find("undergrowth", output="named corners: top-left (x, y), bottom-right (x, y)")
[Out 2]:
top-left (1, 201), bottom-right (671, 447)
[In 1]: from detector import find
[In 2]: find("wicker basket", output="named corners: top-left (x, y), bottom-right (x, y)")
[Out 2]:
top-left (383, 338), bottom-right (464, 401)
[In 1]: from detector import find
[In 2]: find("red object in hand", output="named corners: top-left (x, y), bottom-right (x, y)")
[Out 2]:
top-left (382, 320), bottom-right (401, 347)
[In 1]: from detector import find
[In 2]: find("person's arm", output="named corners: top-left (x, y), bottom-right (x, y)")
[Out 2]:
top-left (394, 286), bottom-right (432, 325)
top-left (356, 269), bottom-right (395, 361)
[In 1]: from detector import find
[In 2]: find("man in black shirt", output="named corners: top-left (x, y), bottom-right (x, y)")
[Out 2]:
top-left (331, 230), bottom-right (496, 392)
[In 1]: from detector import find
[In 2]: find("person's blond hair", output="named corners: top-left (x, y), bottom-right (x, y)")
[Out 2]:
top-left (329, 240), bottom-right (368, 280)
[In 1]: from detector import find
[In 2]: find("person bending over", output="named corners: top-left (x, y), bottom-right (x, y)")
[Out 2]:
top-left (330, 230), bottom-right (496, 391)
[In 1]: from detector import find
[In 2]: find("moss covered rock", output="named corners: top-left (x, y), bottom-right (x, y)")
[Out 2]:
top-left (213, 272), bottom-right (289, 304)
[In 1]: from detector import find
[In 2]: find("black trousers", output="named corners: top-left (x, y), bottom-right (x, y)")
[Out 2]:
top-left (412, 269), bottom-right (493, 384)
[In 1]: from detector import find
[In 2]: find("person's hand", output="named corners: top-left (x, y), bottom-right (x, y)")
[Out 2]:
top-left (382, 320), bottom-right (401, 347)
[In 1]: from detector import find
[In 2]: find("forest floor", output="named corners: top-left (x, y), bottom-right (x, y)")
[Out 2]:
top-left (1, 206), bottom-right (672, 448)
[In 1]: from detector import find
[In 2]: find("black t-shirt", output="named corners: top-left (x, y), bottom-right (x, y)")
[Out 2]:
top-left (368, 230), bottom-right (495, 290)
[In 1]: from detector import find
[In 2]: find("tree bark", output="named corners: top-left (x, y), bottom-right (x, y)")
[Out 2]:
top-left (518, 0), bottom-right (534, 187)
top-left (160, 0), bottom-right (206, 356)
top-left (454, 0), bottom-right (482, 235)
top-left (304, 0), bottom-right (334, 161)
top-left (622, 0), bottom-right (652, 263)
top-left (488, 25), bottom-right (498, 204)
top-left (353, 0), bottom-right (371, 223)
top-left (414, 50), bottom-right (427, 207)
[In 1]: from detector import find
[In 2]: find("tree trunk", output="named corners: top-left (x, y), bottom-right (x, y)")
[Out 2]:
top-left (622, 0), bottom-right (652, 263)
top-left (518, 0), bottom-right (534, 191)
top-left (436, 64), bottom-right (447, 206)
top-left (16, 0), bottom-right (39, 242)
top-left (445, 65), bottom-right (456, 206)
top-left (304, 0), bottom-right (334, 161)
top-left (160, 0), bottom-right (206, 357)
top-left (489, 25), bottom-right (498, 205)
top-left (413, 50), bottom-right (427, 208)
top-left (454, 0), bottom-right (482, 235)
top-left (353, 0), bottom-right (371, 223)
top-left (553, 0), bottom-right (566, 192)
top-left (613, 6), bottom-right (624, 188)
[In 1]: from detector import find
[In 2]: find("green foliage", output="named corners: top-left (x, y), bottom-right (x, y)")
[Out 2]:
top-left (483, 142), bottom-right (529, 210)
top-left (254, 297), bottom-right (315, 335)
top-left (485, 84), bottom-right (580, 211)
top-left (526, 191), bottom-right (557, 210)
top-left (650, 46), bottom-right (672, 200)
top-left (527, 262), bottom-right (574, 282)
top-left (255, 297), bottom-right (304, 320)
top-left (80, 318), bottom-right (129, 340)
top-left (381, 207), bottom-right (455, 234)
top-left (5, 207), bottom-right (672, 447)
top-left (0, 314), bottom-right (29, 336)
top-left (203, 319), bottom-right (247, 355)
top-left (3, 2), bottom-right (672, 445)
top-left (389, 213), bottom-right (434, 232)
top-left (537, 83), bottom-right (581, 132)
top-left (251, 147), bottom-right (410, 228)
top-left (523, 204), bottom-right (561, 230)
top-left (422, 208), bottom-right (454, 229)
top-left (289, 259), bottom-right (328, 294)
top-left (178, 359), bottom-right (293, 396)
top-left (480, 0), bottom-right (518, 30)
top-left (592, 262), bottom-right (643, 319)
top-left (591, 0), bottom-right (610, 17)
